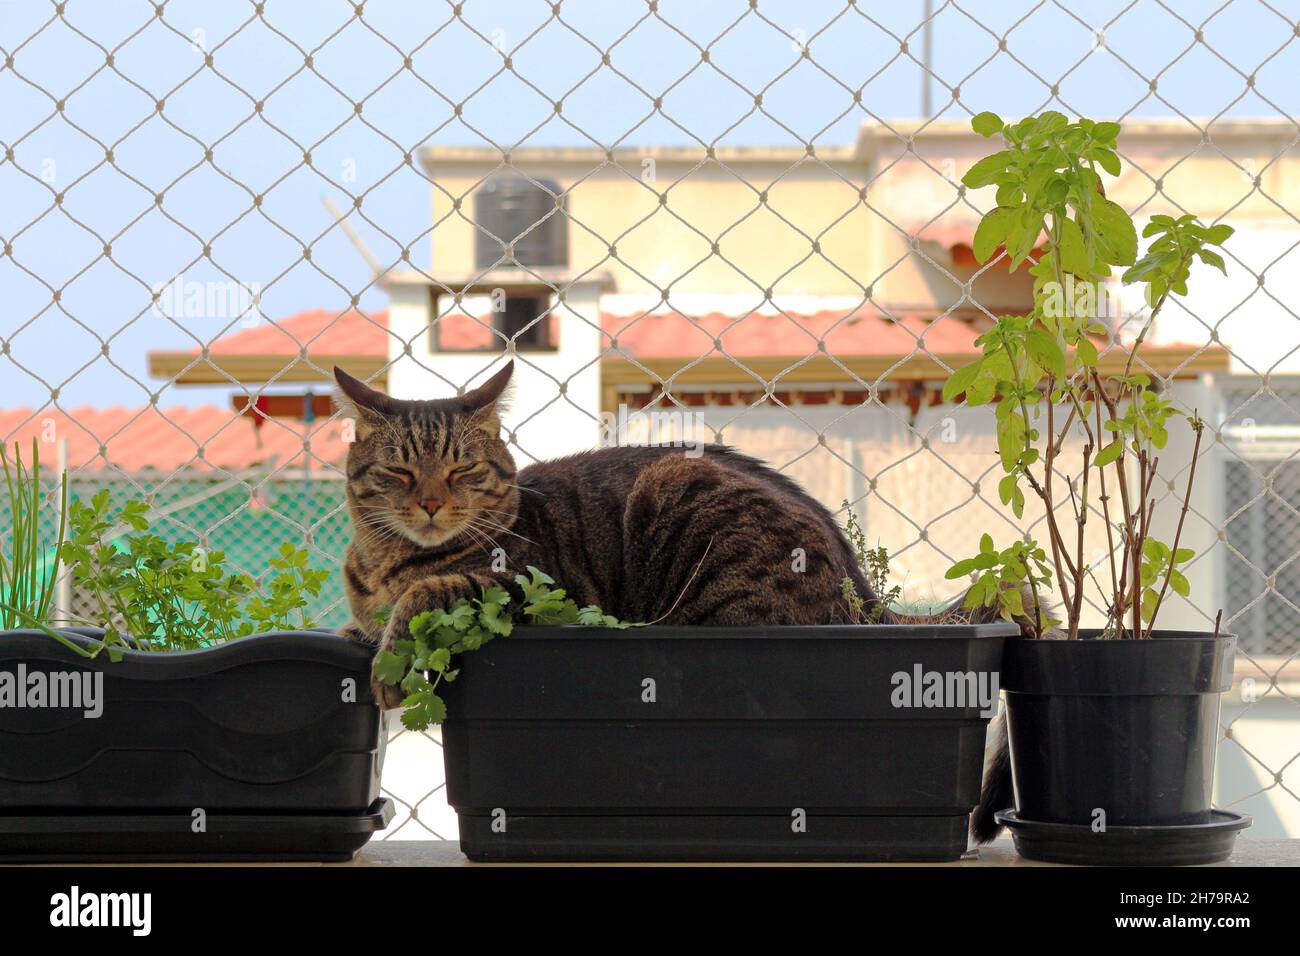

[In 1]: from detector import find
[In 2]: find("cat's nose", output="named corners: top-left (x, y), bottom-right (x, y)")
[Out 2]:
top-left (418, 496), bottom-right (444, 518)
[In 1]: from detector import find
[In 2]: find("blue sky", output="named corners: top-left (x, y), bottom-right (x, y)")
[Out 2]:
top-left (2, 0), bottom-right (1299, 409)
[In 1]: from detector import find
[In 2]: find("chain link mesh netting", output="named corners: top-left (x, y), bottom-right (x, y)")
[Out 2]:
top-left (2, 0), bottom-right (1298, 840)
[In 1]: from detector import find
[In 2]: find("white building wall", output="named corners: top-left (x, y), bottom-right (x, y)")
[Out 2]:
top-left (384, 279), bottom-right (605, 464)
top-left (1147, 221), bottom-right (1300, 376)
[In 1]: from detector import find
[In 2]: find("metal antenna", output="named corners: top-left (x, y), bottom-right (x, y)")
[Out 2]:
top-left (921, 0), bottom-right (934, 118)
top-left (321, 195), bottom-right (383, 276)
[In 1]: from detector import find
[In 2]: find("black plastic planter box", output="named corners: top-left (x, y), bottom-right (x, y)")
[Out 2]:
top-left (0, 628), bottom-right (387, 862)
top-left (440, 623), bottom-right (1014, 862)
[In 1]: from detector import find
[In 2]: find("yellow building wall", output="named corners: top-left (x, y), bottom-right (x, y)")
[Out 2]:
top-left (862, 121), bottom-right (1300, 314)
top-left (421, 148), bottom-right (873, 299)
top-left (421, 123), bottom-right (1299, 316)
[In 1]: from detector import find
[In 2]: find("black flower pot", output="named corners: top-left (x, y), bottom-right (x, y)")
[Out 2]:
top-left (440, 622), bottom-right (1014, 862)
top-left (999, 630), bottom-right (1250, 865)
top-left (0, 629), bottom-right (389, 862)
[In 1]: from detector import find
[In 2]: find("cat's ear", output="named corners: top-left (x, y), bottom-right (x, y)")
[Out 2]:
top-left (460, 361), bottom-right (513, 436)
top-left (333, 367), bottom-right (399, 437)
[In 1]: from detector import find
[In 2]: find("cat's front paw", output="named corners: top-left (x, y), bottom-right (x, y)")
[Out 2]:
top-left (339, 620), bottom-right (375, 643)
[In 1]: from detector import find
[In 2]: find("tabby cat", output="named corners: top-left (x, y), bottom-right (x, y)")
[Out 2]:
top-left (334, 362), bottom-right (1027, 842)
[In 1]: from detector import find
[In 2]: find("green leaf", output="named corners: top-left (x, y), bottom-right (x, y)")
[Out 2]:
top-left (1170, 570), bottom-right (1190, 597)
top-left (971, 111), bottom-right (1004, 137)
top-left (372, 649), bottom-right (409, 686)
top-left (446, 602), bottom-right (477, 630)
top-left (1090, 147), bottom-right (1121, 177)
top-left (998, 473), bottom-right (1017, 506)
top-left (480, 585), bottom-right (511, 607)
top-left (1076, 337), bottom-right (1099, 367)
top-left (1000, 585), bottom-right (1025, 619)
top-left (1203, 223), bottom-right (1234, 245)
top-left (972, 207), bottom-right (1018, 264)
top-left (525, 565), bottom-right (555, 586)
top-left (478, 599), bottom-right (514, 637)
top-left (1140, 588), bottom-right (1159, 624)
top-left (946, 558), bottom-right (977, 579)
top-left (1033, 111), bottom-right (1067, 134)
top-left (942, 358), bottom-right (984, 402)
top-left (400, 691), bottom-right (448, 731)
top-left (400, 667), bottom-right (430, 696)
top-left (1025, 328), bottom-right (1065, 379)
top-left (1094, 199), bottom-right (1138, 266)
top-left (1056, 215), bottom-right (1091, 276)
top-left (1094, 439), bottom-right (1123, 468)
top-left (962, 151), bottom-right (1014, 189)
top-left (1093, 121), bottom-right (1121, 141)
top-left (996, 409), bottom-right (1027, 472)
top-left (1142, 537), bottom-right (1168, 562)
top-left (1197, 248), bottom-right (1227, 274)
top-left (1006, 210), bottom-right (1043, 269)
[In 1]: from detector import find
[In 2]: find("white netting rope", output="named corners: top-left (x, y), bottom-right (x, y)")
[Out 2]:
top-left (1, 0), bottom-right (1296, 838)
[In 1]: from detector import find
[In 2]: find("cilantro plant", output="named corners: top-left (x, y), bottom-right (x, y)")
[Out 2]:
top-left (373, 566), bottom-right (639, 730)
top-left (944, 112), bottom-right (1232, 639)
top-left (59, 490), bottom-right (328, 652)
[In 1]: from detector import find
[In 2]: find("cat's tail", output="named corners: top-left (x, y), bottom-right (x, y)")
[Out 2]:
top-left (971, 712), bottom-right (1013, 842)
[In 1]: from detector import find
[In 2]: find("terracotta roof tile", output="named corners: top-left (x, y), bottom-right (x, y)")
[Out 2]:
top-left (599, 308), bottom-right (979, 358)
top-left (160, 304), bottom-right (980, 362)
top-left (203, 308), bottom-right (390, 356)
top-left (0, 406), bottom-right (349, 474)
top-left (100, 303), bottom-right (983, 472)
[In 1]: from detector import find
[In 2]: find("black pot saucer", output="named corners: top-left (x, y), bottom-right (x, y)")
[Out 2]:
top-left (995, 808), bottom-right (1252, 866)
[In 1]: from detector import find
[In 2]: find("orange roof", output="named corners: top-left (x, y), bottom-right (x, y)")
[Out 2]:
top-left (0, 406), bottom-right (349, 474)
top-left (602, 308), bottom-right (977, 358)
top-left (202, 308), bottom-right (389, 356)
top-left (150, 304), bottom-right (981, 364)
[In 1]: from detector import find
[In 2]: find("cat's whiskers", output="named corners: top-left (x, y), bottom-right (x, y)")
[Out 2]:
top-left (448, 509), bottom-right (508, 552)
top-left (505, 482), bottom-right (545, 498)
top-left (451, 520), bottom-right (497, 557)
top-left (355, 521), bottom-right (405, 547)
top-left (356, 524), bottom-right (405, 548)
top-left (464, 520), bottom-right (510, 558)
top-left (353, 508), bottom-right (411, 546)
top-left (463, 506), bottom-right (520, 520)
top-left (463, 510), bottom-right (535, 546)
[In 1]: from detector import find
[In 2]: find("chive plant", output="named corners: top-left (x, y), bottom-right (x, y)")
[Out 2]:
top-left (0, 439), bottom-right (83, 654)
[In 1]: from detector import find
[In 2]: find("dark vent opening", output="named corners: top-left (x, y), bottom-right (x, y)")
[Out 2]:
top-left (496, 295), bottom-right (552, 350)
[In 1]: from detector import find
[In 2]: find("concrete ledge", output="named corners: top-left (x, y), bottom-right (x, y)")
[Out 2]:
top-left (329, 838), bottom-right (1299, 868)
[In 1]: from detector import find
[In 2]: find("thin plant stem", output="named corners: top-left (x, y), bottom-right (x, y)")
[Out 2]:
top-left (1142, 419), bottom-right (1203, 640)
